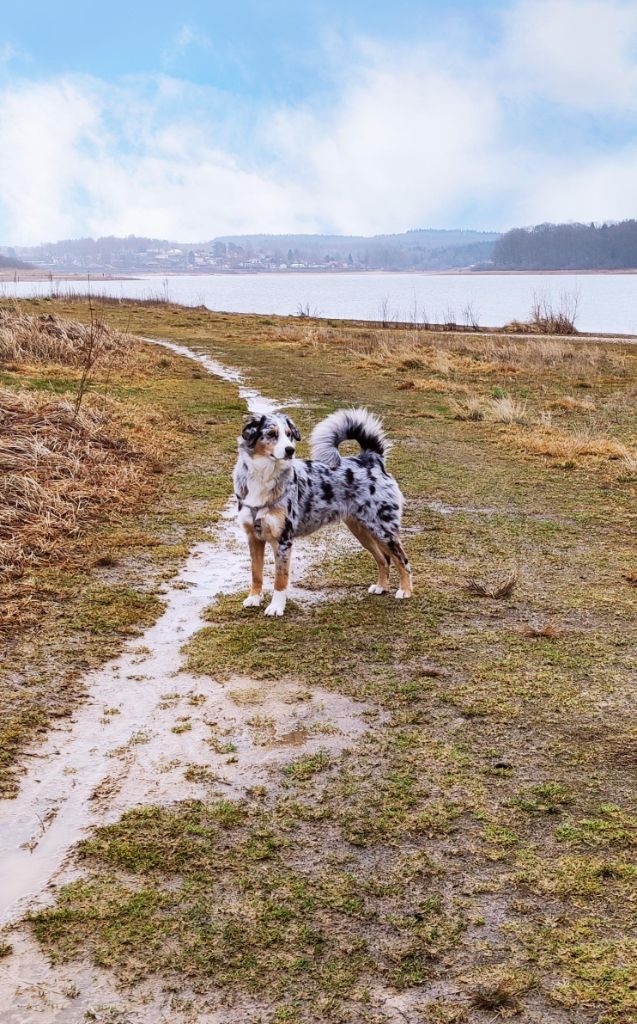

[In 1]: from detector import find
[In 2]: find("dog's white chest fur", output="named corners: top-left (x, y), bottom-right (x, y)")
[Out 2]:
top-left (237, 457), bottom-right (281, 532)
top-left (243, 457), bottom-right (278, 506)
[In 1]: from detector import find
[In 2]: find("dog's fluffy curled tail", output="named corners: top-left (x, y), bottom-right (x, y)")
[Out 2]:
top-left (310, 408), bottom-right (388, 469)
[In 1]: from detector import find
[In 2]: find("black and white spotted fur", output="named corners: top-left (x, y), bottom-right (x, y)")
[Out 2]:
top-left (234, 408), bottom-right (413, 616)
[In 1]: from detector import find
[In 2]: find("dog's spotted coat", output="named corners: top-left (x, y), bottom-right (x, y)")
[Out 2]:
top-left (234, 408), bottom-right (412, 616)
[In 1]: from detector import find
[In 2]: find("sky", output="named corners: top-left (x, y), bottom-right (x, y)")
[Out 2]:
top-left (1, 0), bottom-right (636, 245)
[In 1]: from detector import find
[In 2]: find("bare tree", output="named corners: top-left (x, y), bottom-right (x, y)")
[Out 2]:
top-left (72, 289), bottom-right (105, 423)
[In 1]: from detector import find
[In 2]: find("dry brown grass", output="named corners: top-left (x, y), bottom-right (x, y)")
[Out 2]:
top-left (515, 426), bottom-right (633, 463)
top-left (285, 319), bottom-right (627, 377)
top-left (470, 973), bottom-right (533, 1014)
top-left (449, 396), bottom-right (487, 421)
top-left (620, 447), bottom-right (637, 476)
top-left (0, 387), bottom-right (176, 634)
top-left (0, 307), bottom-right (132, 367)
top-left (503, 293), bottom-right (580, 336)
top-left (450, 394), bottom-right (528, 424)
top-left (549, 395), bottom-right (597, 413)
top-left (0, 309), bottom-right (190, 638)
top-left (465, 571), bottom-right (518, 599)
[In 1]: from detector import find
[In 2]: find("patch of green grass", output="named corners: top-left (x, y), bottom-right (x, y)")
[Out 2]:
top-left (284, 750), bottom-right (332, 781)
top-left (64, 585), bottom-right (163, 637)
top-left (30, 799), bottom-right (461, 1017)
top-left (525, 919), bottom-right (637, 1023)
top-left (514, 781), bottom-right (574, 815)
top-left (556, 805), bottom-right (637, 848)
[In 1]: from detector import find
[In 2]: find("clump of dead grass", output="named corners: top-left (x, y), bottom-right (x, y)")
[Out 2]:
top-left (550, 395), bottom-right (596, 413)
top-left (0, 308), bottom-right (131, 367)
top-left (450, 396), bottom-right (486, 421)
top-left (503, 293), bottom-right (580, 336)
top-left (450, 394), bottom-right (528, 424)
top-left (620, 447), bottom-right (637, 476)
top-left (465, 571), bottom-right (518, 600)
top-left (516, 426), bottom-right (633, 464)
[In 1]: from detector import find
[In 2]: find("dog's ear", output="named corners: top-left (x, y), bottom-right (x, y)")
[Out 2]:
top-left (285, 416), bottom-right (301, 442)
top-left (241, 414), bottom-right (265, 445)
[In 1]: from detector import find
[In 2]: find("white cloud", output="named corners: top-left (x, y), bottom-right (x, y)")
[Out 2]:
top-left (0, 76), bottom-right (315, 243)
top-left (512, 143), bottom-right (637, 224)
top-left (270, 54), bottom-right (503, 233)
top-left (1, 1), bottom-right (637, 244)
top-left (502, 0), bottom-right (637, 112)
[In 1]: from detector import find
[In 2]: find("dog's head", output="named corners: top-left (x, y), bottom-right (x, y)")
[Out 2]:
top-left (240, 413), bottom-right (300, 462)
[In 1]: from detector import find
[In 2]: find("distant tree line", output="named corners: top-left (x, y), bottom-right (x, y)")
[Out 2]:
top-left (493, 220), bottom-right (637, 270)
top-left (0, 253), bottom-right (30, 269)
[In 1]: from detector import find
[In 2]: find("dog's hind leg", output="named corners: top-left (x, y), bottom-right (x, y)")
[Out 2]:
top-left (372, 532), bottom-right (413, 599)
top-left (387, 535), bottom-right (413, 599)
top-left (345, 517), bottom-right (391, 595)
top-left (243, 533), bottom-right (265, 608)
top-left (265, 542), bottom-right (292, 617)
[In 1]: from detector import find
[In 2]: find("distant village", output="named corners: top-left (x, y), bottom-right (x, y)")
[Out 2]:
top-left (0, 229), bottom-right (500, 274)
top-left (0, 241), bottom-right (359, 274)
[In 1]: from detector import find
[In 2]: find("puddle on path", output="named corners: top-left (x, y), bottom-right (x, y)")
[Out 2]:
top-left (416, 499), bottom-right (571, 524)
top-left (0, 341), bottom-right (365, 946)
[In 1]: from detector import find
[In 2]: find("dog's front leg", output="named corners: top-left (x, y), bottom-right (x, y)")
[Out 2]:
top-left (243, 532), bottom-right (265, 608)
top-left (265, 541), bottom-right (291, 617)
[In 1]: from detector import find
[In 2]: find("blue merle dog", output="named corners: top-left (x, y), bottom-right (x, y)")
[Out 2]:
top-left (233, 408), bottom-right (412, 616)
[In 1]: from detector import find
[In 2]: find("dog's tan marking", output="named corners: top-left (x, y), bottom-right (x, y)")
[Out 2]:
top-left (247, 532), bottom-right (265, 597)
top-left (260, 506), bottom-right (286, 543)
top-left (253, 434), bottom-right (278, 459)
top-left (345, 517), bottom-right (391, 591)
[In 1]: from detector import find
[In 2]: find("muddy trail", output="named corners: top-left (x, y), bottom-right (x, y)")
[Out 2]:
top-left (0, 341), bottom-right (367, 1021)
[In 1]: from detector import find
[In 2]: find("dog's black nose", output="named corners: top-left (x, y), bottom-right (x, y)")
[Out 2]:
top-left (285, 446), bottom-right (295, 458)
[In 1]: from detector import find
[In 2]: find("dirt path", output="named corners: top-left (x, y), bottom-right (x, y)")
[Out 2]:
top-left (0, 342), bottom-right (368, 1019)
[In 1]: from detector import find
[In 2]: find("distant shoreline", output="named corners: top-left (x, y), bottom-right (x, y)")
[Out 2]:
top-left (2, 267), bottom-right (637, 282)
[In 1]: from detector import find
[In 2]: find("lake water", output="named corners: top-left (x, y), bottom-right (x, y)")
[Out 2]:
top-left (3, 271), bottom-right (636, 335)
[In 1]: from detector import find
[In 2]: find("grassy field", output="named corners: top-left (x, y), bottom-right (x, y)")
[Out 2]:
top-left (3, 298), bottom-right (637, 1023)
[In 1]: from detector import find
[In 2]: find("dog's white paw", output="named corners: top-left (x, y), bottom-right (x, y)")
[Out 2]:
top-left (368, 584), bottom-right (387, 595)
top-left (395, 589), bottom-right (412, 600)
top-left (243, 594), bottom-right (262, 608)
top-left (264, 602), bottom-right (285, 617)
top-left (264, 591), bottom-right (287, 617)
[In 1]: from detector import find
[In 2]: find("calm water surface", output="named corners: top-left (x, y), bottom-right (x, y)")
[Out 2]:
top-left (3, 272), bottom-right (636, 334)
